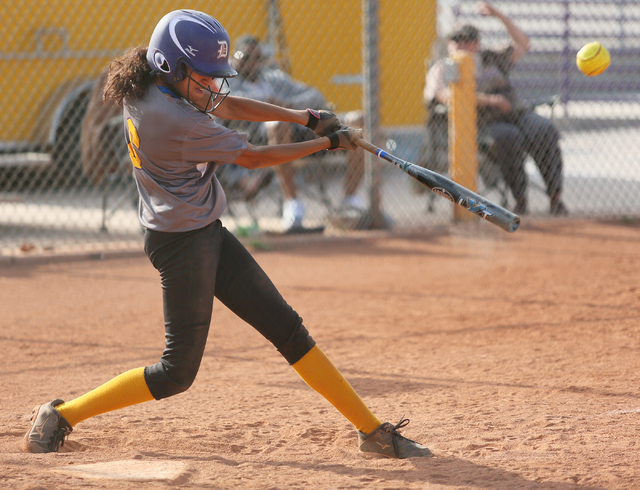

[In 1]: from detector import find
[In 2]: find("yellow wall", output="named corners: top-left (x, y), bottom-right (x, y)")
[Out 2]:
top-left (277, 0), bottom-right (436, 126)
top-left (0, 0), bottom-right (435, 142)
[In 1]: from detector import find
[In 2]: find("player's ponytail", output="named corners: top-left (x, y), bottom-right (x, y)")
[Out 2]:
top-left (104, 46), bottom-right (154, 106)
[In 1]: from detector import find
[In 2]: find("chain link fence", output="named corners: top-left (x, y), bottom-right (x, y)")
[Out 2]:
top-left (1, 0), bottom-right (639, 257)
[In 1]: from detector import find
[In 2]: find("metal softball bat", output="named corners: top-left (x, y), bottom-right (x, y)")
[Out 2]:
top-left (355, 138), bottom-right (520, 233)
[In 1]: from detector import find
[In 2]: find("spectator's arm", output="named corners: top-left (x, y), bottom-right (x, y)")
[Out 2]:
top-left (478, 2), bottom-right (530, 63)
top-left (263, 69), bottom-right (327, 109)
top-left (425, 59), bottom-right (511, 113)
top-left (477, 93), bottom-right (512, 113)
top-left (424, 61), bottom-right (449, 105)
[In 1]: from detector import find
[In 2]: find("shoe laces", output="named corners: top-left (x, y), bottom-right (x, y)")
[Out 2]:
top-left (383, 415), bottom-right (411, 458)
top-left (392, 415), bottom-right (410, 432)
top-left (47, 422), bottom-right (72, 452)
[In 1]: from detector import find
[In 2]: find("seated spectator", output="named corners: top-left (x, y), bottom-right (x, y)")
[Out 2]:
top-left (80, 71), bottom-right (128, 187)
top-left (220, 35), bottom-right (367, 233)
top-left (423, 2), bottom-right (567, 215)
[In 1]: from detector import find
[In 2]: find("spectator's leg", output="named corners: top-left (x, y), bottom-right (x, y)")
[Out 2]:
top-left (341, 111), bottom-right (365, 209)
top-left (266, 121), bottom-right (298, 200)
top-left (266, 121), bottom-right (306, 230)
top-left (479, 122), bottom-right (528, 214)
top-left (265, 121), bottom-right (319, 232)
top-left (514, 111), bottom-right (567, 215)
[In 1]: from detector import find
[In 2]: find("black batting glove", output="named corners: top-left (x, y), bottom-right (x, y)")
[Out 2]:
top-left (305, 108), bottom-right (341, 137)
top-left (327, 126), bottom-right (363, 151)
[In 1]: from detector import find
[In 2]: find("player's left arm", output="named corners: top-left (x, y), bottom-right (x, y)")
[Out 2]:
top-left (215, 95), bottom-right (306, 124)
top-left (216, 96), bottom-right (340, 136)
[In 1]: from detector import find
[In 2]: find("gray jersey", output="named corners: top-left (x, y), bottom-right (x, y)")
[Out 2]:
top-left (123, 84), bottom-right (247, 232)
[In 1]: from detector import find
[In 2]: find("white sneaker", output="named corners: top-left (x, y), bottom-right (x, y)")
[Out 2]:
top-left (342, 194), bottom-right (366, 211)
top-left (281, 198), bottom-right (305, 230)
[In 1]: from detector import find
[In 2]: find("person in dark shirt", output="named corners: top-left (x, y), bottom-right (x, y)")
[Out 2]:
top-left (424, 2), bottom-right (567, 216)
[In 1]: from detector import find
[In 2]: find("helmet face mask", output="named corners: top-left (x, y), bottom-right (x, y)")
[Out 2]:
top-left (147, 10), bottom-right (237, 111)
top-left (180, 68), bottom-right (231, 113)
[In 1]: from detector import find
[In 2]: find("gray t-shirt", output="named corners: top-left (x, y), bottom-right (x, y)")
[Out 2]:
top-left (424, 45), bottom-right (524, 125)
top-left (123, 84), bottom-right (247, 232)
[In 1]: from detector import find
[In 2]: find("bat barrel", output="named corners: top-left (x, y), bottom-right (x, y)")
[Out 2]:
top-left (354, 138), bottom-right (520, 233)
top-left (405, 164), bottom-right (520, 233)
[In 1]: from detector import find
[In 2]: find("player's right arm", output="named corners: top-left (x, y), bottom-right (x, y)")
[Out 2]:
top-left (233, 126), bottom-right (362, 170)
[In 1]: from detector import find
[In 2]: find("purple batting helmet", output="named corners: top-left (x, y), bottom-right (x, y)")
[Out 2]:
top-left (147, 9), bottom-right (237, 84)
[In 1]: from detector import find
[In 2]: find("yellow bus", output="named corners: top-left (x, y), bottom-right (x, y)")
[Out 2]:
top-left (0, 1), bottom-right (435, 188)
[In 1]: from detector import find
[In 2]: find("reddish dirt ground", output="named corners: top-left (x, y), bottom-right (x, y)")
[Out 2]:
top-left (1, 218), bottom-right (639, 489)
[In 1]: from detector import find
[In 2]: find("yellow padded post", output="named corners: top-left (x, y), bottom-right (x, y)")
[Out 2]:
top-left (449, 50), bottom-right (478, 222)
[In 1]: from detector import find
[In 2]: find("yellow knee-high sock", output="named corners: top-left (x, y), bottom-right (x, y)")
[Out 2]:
top-left (292, 345), bottom-right (381, 434)
top-left (56, 367), bottom-right (154, 427)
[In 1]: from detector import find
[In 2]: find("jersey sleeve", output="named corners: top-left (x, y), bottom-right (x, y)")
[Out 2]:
top-left (182, 119), bottom-right (248, 165)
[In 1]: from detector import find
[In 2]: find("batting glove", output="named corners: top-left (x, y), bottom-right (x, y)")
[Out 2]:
top-left (327, 126), bottom-right (363, 151)
top-left (305, 108), bottom-right (341, 137)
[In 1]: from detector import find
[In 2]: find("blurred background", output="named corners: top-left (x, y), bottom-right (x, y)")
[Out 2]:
top-left (1, 0), bottom-right (639, 256)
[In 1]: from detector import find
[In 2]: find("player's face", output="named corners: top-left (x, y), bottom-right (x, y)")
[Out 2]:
top-left (175, 72), bottom-right (216, 106)
top-left (174, 70), bottom-right (229, 113)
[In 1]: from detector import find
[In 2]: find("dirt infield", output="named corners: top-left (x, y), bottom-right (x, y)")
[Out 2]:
top-left (2, 218), bottom-right (639, 489)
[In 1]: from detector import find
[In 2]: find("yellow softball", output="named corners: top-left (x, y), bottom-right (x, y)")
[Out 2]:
top-left (576, 42), bottom-right (610, 76)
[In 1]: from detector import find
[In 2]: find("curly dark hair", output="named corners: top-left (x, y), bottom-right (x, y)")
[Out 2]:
top-left (104, 46), bottom-right (154, 106)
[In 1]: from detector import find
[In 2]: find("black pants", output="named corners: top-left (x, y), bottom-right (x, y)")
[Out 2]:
top-left (142, 220), bottom-right (315, 400)
top-left (480, 110), bottom-right (564, 202)
top-left (427, 107), bottom-right (563, 205)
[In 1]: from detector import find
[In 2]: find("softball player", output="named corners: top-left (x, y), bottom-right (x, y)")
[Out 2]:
top-left (24, 9), bottom-right (431, 460)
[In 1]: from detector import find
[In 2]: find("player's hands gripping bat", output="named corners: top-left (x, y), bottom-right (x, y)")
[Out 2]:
top-left (305, 108), bottom-right (341, 136)
top-left (327, 126), bottom-right (363, 150)
top-left (354, 138), bottom-right (520, 233)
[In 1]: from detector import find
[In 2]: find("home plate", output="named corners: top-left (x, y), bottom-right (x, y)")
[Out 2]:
top-left (53, 460), bottom-right (188, 482)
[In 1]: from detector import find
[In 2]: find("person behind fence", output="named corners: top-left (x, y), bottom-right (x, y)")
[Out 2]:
top-left (423, 1), bottom-right (567, 216)
top-left (221, 35), bottom-right (367, 233)
top-left (23, 9), bottom-right (432, 460)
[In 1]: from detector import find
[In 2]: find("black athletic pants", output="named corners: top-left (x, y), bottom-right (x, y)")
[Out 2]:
top-left (142, 220), bottom-right (315, 400)
top-left (480, 110), bottom-right (564, 202)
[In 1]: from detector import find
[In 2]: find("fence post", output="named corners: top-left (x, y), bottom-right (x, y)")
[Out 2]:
top-left (448, 50), bottom-right (478, 222)
top-left (362, 0), bottom-right (385, 228)
top-left (561, 0), bottom-right (570, 106)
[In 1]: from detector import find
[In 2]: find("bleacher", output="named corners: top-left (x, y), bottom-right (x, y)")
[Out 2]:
top-left (452, 0), bottom-right (640, 106)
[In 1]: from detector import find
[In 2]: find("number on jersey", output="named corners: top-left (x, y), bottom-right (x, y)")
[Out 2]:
top-left (126, 118), bottom-right (141, 169)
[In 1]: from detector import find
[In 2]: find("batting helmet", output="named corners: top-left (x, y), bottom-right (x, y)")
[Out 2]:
top-left (147, 10), bottom-right (237, 84)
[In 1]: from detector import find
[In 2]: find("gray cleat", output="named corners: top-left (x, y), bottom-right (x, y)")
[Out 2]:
top-left (24, 399), bottom-right (72, 453)
top-left (358, 416), bottom-right (433, 459)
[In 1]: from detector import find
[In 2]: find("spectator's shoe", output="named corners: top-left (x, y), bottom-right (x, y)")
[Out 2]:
top-left (24, 399), bottom-right (72, 453)
top-left (281, 198), bottom-right (305, 231)
top-left (342, 194), bottom-right (366, 211)
top-left (514, 199), bottom-right (528, 216)
top-left (284, 225), bottom-right (325, 235)
top-left (331, 196), bottom-right (369, 231)
top-left (550, 199), bottom-right (569, 216)
top-left (331, 206), bottom-right (370, 230)
top-left (358, 416), bottom-right (433, 459)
